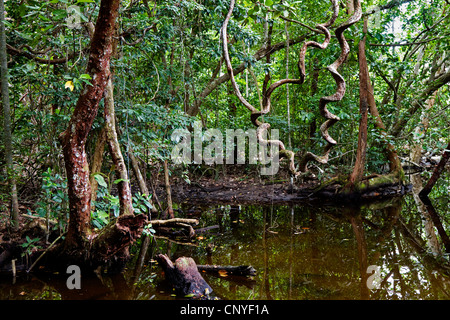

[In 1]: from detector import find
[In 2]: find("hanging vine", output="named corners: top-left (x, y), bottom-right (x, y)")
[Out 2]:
top-left (221, 0), bottom-right (340, 176)
top-left (299, 0), bottom-right (362, 173)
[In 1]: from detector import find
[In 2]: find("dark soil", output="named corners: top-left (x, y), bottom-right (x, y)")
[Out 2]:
top-left (154, 165), bottom-right (411, 207)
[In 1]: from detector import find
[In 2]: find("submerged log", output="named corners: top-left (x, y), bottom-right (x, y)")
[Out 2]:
top-left (297, 172), bottom-right (411, 204)
top-left (156, 254), bottom-right (213, 298)
top-left (197, 264), bottom-right (256, 277)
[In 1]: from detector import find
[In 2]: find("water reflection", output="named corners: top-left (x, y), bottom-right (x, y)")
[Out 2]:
top-left (1, 194), bottom-right (450, 300)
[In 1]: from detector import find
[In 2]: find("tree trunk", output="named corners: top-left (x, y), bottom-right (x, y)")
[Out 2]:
top-left (348, 18), bottom-right (369, 188)
top-left (58, 0), bottom-right (120, 248)
top-left (44, 213), bottom-right (147, 273)
top-left (156, 254), bottom-right (213, 297)
top-left (367, 91), bottom-right (402, 173)
top-left (358, 18), bottom-right (403, 177)
top-left (163, 159), bottom-right (174, 219)
top-left (0, 0), bottom-right (20, 229)
top-left (104, 78), bottom-right (134, 216)
top-left (128, 147), bottom-right (157, 213)
top-left (419, 194), bottom-right (450, 253)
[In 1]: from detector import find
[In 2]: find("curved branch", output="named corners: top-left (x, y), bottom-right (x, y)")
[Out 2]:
top-left (6, 44), bottom-right (81, 64)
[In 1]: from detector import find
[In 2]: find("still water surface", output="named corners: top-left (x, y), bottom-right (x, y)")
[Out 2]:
top-left (1, 193), bottom-right (449, 300)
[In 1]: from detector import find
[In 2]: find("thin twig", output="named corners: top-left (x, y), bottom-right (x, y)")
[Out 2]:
top-left (26, 232), bottom-right (66, 273)
top-left (279, 16), bottom-right (322, 34)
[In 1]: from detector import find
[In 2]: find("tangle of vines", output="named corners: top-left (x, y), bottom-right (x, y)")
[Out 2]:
top-left (299, 0), bottom-right (362, 172)
top-left (222, 0), bottom-right (361, 176)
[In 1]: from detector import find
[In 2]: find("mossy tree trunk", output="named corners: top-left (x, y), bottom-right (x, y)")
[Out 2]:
top-left (56, 0), bottom-right (147, 271)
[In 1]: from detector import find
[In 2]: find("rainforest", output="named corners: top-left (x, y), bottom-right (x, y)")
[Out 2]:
top-left (0, 0), bottom-right (449, 302)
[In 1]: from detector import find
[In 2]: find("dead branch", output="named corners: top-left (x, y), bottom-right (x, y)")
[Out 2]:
top-left (149, 218), bottom-right (198, 227)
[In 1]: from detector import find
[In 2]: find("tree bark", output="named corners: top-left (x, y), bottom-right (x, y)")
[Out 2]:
top-left (0, 0), bottom-right (20, 229)
top-left (163, 159), bottom-right (174, 219)
top-left (363, 23), bottom-right (402, 174)
top-left (104, 78), bottom-right (134, 216)
top-left (156, 254), bottom-right (213, 297)
top-left (128, 147), bottom-right (157, 213)
top-left (59, 0), bottom-right (120, 248)
top-left (348, 18), bottom-right (369, 188)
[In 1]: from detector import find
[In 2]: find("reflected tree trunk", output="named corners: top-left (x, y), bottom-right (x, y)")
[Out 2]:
top-left (419, 195), bottom-right (450, 253)
top-left (346, 208), bottom-right (369, 299)
top-left (288, 205), bottom-right (294, 299)
top-left (260, 206), bottom-right (272, 299)
top-left (368, 200), bottom-right (402, 264)
top-left (411, 173), bottom-right (441, 255)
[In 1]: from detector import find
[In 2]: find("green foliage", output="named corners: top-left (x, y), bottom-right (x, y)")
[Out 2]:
top-left (132, 192), bottom-right (154, 216)
top-left (1, 0), bottom-right (449, 232)
top-left (91, 174), bottom-right (154, 229)
top-left (91, 173), bottom-right (120, 228)
top-left (20, 236), bottom-right (42, 258)
top-left (33, 168), bottom-right (68, 231)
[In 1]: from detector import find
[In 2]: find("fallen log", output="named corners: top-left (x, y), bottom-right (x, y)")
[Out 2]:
top-left (150, 218), bottom-right (198, 239)
top-left (150, 218), bottom-right (198, 227)
top-left (197, 264), bottom-right (256, 277)
top-left (156, 254), bottom-right (213, 298)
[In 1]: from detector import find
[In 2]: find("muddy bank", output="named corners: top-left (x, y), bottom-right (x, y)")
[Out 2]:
top-left (159, 173), bottom-right (411, 206)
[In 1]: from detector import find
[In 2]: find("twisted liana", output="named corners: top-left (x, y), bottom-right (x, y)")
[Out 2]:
top-left (299, 0), bottom-right (362, 172)
top-left (222, 0), bottom-right (339, 176)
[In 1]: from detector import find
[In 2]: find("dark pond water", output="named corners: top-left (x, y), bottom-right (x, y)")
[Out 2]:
top-left (1, 185), bottom-right (449, 300)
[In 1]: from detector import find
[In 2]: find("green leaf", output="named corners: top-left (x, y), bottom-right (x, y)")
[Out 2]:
top-left (79, 74), bottom-right (92, 80)
top-left (113, 178), bottom-right (129, 184)
top-left (94, 174), bottom-right (108, 188)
